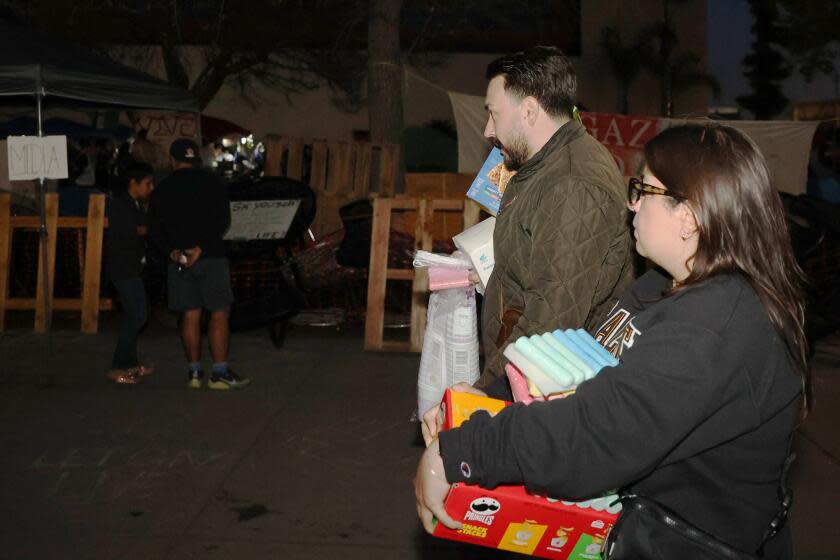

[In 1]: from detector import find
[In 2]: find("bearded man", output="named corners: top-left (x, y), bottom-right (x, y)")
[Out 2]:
top-left (474, 46), bottom-right (633, 392)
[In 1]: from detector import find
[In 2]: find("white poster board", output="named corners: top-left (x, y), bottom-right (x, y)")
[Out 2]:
top-left (224, 199), bottom-right (301, 241)
top-left (6, 135), bottom-right (69, 180)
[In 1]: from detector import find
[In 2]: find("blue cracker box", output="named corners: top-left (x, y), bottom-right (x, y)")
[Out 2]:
top-left (466, 147), bottom-right (510, 215)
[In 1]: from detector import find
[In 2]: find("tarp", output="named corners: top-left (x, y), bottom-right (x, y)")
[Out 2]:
top-left (448, 93), bottom-right (818, 196)
top-left (0, 21), bottom-right (197, 112)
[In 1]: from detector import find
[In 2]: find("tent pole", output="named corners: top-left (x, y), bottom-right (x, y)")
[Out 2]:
top-left (196, 110), bottom-right (203, 146)
top-left (36, 90), bottom-right (53, 344)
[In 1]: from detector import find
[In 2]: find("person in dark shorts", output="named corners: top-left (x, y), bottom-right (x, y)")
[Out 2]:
top-left (149, 138), bottom-right (250, 390)
top-left (105, 162), bottom-right (156, 384)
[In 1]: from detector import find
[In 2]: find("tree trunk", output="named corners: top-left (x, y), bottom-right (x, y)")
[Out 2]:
top-left (368, 0), bottom-right (404, 192)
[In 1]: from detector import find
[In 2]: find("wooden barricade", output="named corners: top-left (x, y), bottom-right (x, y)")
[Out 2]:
top-left (363, 196), bottom-right (482, 353)
top-left (405, 172), bottom-right (477, 241)
top-left (0, 192), bottom-right (112, 333)
top-left (264, 135), bottom-right (400, 238)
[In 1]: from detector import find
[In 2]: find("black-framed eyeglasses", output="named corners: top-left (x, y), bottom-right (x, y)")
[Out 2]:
top-left (627, 177), bottom-right (684, 205)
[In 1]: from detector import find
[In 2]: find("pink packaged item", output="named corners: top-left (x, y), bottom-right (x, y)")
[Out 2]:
top-left (428, 267), bottom-right (472, 291)
top-left (505, 363), bottom-right (536, 404)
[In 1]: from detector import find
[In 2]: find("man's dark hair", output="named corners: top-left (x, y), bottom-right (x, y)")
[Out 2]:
top-left (123, 161), bottom-right (154, 186)
top-left (486, 46), bottom-right (576, 119)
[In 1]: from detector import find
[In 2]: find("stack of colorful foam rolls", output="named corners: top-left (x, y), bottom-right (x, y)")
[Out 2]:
top-left (503, 329), bottom-right (618, 404)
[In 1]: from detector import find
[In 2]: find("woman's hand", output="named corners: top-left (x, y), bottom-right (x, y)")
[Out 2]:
top-left (421, 383), bottom-right (487, 446)
top-left (414, 438), bottom-right (461, 534)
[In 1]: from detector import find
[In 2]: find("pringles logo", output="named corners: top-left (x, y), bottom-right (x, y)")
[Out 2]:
top-left (464, 497), bottom-right (501, 525)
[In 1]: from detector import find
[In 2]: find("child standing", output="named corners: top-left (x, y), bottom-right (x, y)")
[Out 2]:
top-left (105, 162), bottom-right (155, 384)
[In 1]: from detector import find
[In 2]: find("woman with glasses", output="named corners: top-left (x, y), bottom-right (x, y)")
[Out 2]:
top-left (415, 123), bottom-right (807, 559)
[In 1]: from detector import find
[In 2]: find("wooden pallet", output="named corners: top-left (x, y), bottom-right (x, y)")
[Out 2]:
top-left (0, 193), bottom-right (112, 333)
top-left (264, 135), bottom-right (400, 238)
top-left (363, 196), bottom-right (481, 352)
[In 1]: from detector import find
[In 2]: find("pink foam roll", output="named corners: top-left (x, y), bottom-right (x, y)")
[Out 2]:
top-left (505, 363), bottom-right (536, 405)
top-left (428, 267), bottom-right (472, 291)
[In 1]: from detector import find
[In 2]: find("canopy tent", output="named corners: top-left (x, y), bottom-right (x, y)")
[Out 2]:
top-left (0, 116), bottom-right (133, 139)
top-left (0, 20), bottom-right (197, 336)
top-left (0, 21), bottom-right (197, 112)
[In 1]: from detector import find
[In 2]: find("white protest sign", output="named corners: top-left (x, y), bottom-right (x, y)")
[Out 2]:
top-left (6, 136), bottom-right (69, 180)
top-left (224, 199), bottom-right (301, 241)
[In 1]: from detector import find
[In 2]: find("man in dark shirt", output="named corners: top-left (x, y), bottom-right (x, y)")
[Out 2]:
top-left (149, 139), bottom-right (250, 390)
top-left (106, 162), bottom-right (156, 384)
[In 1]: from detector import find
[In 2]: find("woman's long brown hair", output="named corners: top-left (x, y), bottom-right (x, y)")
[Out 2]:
top-left (645, 123), bottom-right (810, 413)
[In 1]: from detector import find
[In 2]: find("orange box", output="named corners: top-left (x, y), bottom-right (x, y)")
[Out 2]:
top-left (433, 389), bottom-right (619, 559)
top-left (438, 389), bottom-right (511, 430)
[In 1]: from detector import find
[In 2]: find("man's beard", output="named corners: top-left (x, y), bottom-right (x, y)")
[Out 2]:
top-left (497, 134), bottom-right (529, 171)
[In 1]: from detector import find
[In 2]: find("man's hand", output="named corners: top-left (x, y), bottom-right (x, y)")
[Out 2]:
top-left (414, 439), bottom-right (461, 534)
top-left (421, 382), bottom-right (487, 446)
top-left (136, 225), bottom-right (148, 236)
top-left (183, 246), bottom-right (202, 268)
top-left (169, 249), bottom-right (186, 264)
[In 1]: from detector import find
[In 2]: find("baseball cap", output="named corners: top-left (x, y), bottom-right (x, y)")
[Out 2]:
top-left (169, 138), bottom-right (201, 164)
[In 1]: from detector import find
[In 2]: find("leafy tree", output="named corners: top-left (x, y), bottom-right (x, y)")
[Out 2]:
top-left (737, 0), bottom-right (790, 119)
top-left (600, 26), bottom-right (651, 115)
top-left (643, 0), bottom-right (720, 117)
top-left (777, 0), bottom-right (840, 95)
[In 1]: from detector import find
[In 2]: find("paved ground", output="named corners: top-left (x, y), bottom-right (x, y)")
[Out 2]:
top-left (0, 310), bottom-right (838, 560)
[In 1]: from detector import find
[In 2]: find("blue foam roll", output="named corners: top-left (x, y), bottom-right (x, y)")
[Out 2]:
top-left (551, 330), bottom-right (603, 373)
top-left (558, 329), bottom-right (609, 370)
top-left (574, 328), bottom-right (619, 366)
top-left (541, 332), bottom-right (595, 382)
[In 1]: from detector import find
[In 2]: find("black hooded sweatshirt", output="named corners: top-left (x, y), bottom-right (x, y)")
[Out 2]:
top-left (440, 270), bottom-right (801, 558)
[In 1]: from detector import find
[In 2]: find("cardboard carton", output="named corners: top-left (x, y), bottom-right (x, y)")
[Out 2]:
top-left (453, 217), bottom-right (495, 291)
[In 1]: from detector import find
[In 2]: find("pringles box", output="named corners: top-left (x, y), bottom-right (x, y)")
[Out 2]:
top-left (433, 389), bottom-right (620, 559)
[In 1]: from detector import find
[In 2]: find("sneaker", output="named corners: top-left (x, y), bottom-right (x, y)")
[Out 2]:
top-left (187, 369), bottom-right (204, 389)
top-left (208, 369), bottom-right (251, 390)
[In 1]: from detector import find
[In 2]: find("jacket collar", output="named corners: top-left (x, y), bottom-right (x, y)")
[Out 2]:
top-left (116, 190), bottom-right (142, 209)
top-left (512, 119), bottom-right (585, 181)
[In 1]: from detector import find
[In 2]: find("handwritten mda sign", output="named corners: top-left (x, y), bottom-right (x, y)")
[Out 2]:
top-left (7, 136), bottom-right (69, 180)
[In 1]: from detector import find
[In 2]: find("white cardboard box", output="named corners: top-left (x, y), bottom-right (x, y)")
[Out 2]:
top-left (453, 217), bottom-right (495, 291)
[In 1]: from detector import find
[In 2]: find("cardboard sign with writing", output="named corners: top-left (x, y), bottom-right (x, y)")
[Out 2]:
top-left (7, 136), bottom-right (69, 180)
top-left (224, 199), bottom-right (301, 241)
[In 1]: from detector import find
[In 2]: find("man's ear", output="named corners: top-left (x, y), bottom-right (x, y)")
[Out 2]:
top-left (520, 96), bottom-right (540, 127)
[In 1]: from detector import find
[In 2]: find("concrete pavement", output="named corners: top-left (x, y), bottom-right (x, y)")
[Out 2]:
top-left (0, 312), bottom-right (838, 559)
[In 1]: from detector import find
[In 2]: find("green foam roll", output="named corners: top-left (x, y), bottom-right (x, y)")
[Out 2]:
top-left (515, 337), bottom-right (574, 388)
top-left (541, 332), bottom-right (594, 383)
top-left (529, 335), bottom-right (582, 385)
